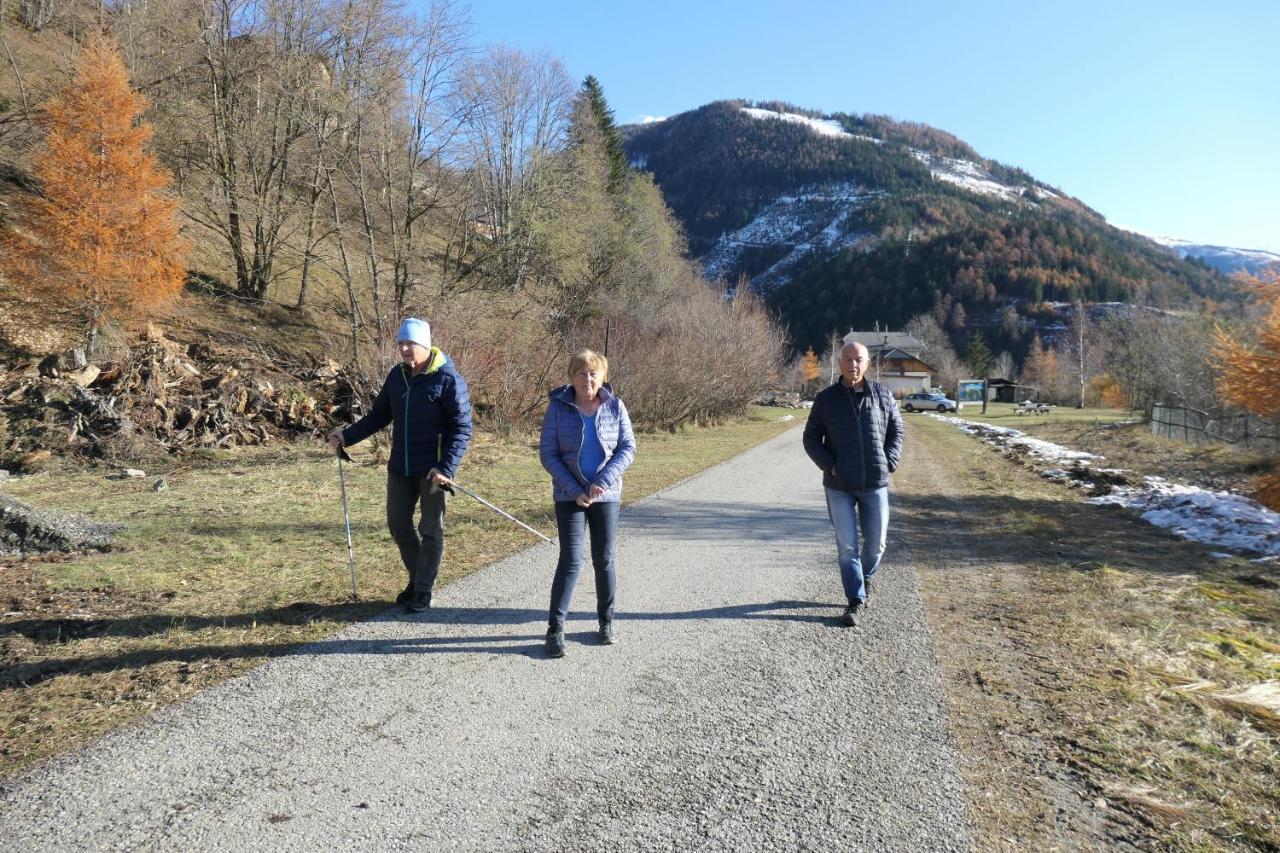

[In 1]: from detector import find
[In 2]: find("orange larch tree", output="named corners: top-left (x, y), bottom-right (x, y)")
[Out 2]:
top-left (1216, 270), bottom-right (1280, 509)
top-left (3, 34), bottom-right (186, 355)
top-left (800, 346), bottom-right (821, 393)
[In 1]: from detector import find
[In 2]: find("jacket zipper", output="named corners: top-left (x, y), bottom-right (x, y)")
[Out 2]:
top-left (402, 368), bottom-right (412, 477)
top-left (849, 384), bottom-right (865, 488)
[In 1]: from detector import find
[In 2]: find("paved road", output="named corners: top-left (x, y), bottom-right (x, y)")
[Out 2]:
top-left (0, 427), bottom-right (971, 851)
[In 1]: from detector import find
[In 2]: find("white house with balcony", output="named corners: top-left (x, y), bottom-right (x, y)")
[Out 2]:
top-left (842, 330), bottom-right (934, 395)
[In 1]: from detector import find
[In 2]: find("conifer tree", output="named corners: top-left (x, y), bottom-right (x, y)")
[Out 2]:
top-left (3, 34), bottom-right (186, 355)
top-left (580, 75), bottom-right (629, 195)
top-left (801, 346), bottom-right (821, 392)
top-left (965, 332), bottom-right (992, 377)
top-left (1021, 334), bottom-right (1058, 399)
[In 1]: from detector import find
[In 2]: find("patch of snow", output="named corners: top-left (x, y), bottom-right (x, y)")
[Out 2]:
top-left (929, 414), bottom-right (1280, 557)
top-left (1090, 477), bottom-right (1280, 557)
top-left (634, 115), bottom-right (666, 124)
top-left (931, 415), bottom-right (1099, 462)
top-left (1030, 186), bottom-right (1059, 200)
top-left (741, 107), bottom-right (851, 139)
top-left (700, 183), bottom-right (880, 292)
top-left (1119, 226), bottom-right (1280, 274)
top-left (910, 149), bottom-right (1021, 201)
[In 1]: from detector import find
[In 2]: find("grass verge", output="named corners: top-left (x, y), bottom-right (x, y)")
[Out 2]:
top-left (0, 406), bottom-right (800, 776)
top-left (900, 414), bottom-right (1279, 850)
top-left (941, 402), bottom-right (1269, 493)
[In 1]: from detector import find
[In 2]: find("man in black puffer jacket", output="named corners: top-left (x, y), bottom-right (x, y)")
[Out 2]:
top-left (329, 317), bottom-right (472, 613)
top-left (802, 341), bottom-right (904, 628)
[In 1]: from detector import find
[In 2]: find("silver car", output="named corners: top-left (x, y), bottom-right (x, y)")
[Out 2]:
top-left (901, 392), bottom-right (958, 413)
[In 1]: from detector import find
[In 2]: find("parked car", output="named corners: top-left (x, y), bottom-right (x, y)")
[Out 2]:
top-left (901, 392), bottom-right (958, 413)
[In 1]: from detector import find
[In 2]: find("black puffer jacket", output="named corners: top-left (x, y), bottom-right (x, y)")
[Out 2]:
top-left (802, 379), bottom-right (904, 491)
top-left (341, 349), bottom-right (472, 479)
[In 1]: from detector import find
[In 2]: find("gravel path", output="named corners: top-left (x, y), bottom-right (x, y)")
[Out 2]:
top-left (0, 428), bottom-right (971, 851)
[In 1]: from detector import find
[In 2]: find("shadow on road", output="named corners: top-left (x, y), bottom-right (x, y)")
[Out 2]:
top-left (2, 601), bottom-right (836, 687)
top-left (621, 499), bottom-right (829, 541)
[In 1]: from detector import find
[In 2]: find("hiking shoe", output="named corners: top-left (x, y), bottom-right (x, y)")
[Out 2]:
top-left (863, 576), bottom-right (876, 607)
top-left (840, 604), bottom-right (862, 628)
top-left (599, 622), bottom-right (617, 645)
top-left (546, 629), bottom-right (566, 659)
top-left (405, 591), bottom-right (431, 613)
top-left (395, 583), bottom-right (414, 605)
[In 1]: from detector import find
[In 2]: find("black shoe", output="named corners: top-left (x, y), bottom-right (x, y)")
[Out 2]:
top-left (546, 629), bottom-right (565, 659)
top-left (864, 576), bottom-right (876, 607)
top-left (395, 583), bottom-right (414, 605)
top-left (405, 591), bottom-right (431, 613)
top-left (599, 622), bottom-right (617, 645)
top-left (840, 603), bottom-right (862, 628)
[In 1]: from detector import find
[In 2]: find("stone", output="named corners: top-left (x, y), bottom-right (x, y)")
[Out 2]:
top-left (152, 477), bottom-right (169, 493)
top-left (122, 468), bottom-right (146, 478)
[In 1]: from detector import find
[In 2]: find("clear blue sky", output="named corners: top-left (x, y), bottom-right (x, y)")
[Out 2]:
top-left (460, 0), bottom-right (1279, 253)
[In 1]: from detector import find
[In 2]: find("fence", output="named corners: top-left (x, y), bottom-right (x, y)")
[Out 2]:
top-left (1150, 404), bottom-right (1280, 451)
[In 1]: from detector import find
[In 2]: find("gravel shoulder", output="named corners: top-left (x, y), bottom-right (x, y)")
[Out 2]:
top-left (0, 427), bottom-right (971, 851)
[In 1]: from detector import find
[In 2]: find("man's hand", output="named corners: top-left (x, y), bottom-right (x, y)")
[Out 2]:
top-left (428, 468), bottom-right (452, 488)
top-left (327, 430), bottom-right (344, 452)
top-left (588, 484), bottom-right (606, 502)
top-left (575, 493), bottom-right (592, 508)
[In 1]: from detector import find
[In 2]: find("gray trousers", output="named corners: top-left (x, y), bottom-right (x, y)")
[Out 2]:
top-left (386, 472), bottom-right (448, 596)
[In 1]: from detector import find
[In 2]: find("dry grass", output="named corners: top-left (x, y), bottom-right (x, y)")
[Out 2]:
top-left (901, 415), bottom-right (1280, 850)
top-left (0, 406), bottom-right (800, 776)
top-left (957, 403), bottom-right (1270, 494)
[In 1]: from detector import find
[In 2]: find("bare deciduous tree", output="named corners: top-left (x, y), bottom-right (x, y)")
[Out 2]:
top-left (447, 45), bottom-right (572, 292)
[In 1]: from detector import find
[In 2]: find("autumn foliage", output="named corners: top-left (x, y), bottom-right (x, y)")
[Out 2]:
top-left (1216, 270), bottom-right (1280, 508)
top-left (3, 34), bottom-right (186, 351)
top-left (801, 347), bottom-right (821, 384)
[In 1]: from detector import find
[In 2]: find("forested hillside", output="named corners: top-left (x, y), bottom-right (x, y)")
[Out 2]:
top-left (624, 100), bottom-right (1234, 353)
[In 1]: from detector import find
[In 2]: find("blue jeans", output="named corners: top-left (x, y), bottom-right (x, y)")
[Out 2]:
top-left (549, 500), bottom-right (620, 631)
top-left (824, 487), bottom-right (889, 606)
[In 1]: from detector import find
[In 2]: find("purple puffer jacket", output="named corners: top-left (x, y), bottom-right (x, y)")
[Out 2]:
top-left (539, 384), bottom-right (636, 503)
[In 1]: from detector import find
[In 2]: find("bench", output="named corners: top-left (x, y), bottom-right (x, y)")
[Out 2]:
top-left (1014, 401), bottom-right (1053, 416)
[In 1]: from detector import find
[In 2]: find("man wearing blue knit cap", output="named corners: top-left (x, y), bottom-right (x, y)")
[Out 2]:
top-left (328, 317), bottom-right (473, 612)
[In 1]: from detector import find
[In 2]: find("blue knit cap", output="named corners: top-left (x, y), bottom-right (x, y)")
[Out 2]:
top-left (396, 317), bottom-right (431, 349)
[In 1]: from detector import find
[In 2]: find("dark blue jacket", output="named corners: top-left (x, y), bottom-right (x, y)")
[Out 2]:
top-left (803, 378), bottom-right (903, 491)
top-left (539, 384), bottom-right (636, 502)
top-left (342, 349), bottom-right (472, 479)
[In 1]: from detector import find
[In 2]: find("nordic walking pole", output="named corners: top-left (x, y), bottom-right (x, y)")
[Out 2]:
top-left (336, 445), bottom-right (358, 598)
top-left (444, 480), bottom-right (556, 545)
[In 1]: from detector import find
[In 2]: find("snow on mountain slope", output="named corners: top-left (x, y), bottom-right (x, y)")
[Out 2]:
top-left (738, 107), bottom-right (1035, 203)
top-left (1123, 227), bottom-right (1280, 276)
top-left (699, 183), bottom-right (879, 291)
top-left (740, 106), bottom-right (881, 145)
top-left (910, 150), bottom-right (1022, 201)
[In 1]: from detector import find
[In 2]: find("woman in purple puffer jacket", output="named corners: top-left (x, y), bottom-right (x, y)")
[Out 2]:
top-left (538, 349), bottom-right (636, 659)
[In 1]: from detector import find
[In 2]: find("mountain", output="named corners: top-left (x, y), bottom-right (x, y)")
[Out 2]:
top-left (1123, 230), bottom-right (1280, 277)
top-left (623, 101), bottom-right (1234, 353)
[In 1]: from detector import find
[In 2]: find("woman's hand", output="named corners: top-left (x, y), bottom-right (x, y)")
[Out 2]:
top-left (588, 484), bottom-right (606, 502)
top-left (327, 430), bottom-right (344, 452)
top-left (428, 468), bottom-right (453, 488)
top-left (575, 493), bottom-right (592, 508)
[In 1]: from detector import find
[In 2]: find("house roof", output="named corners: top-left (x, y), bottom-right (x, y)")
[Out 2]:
top-left (843, 331), bottom-right (926, 355)
top-left (875, 347), bottom-right (935, 372)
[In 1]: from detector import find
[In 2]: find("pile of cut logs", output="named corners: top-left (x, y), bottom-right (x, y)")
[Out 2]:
top-left (0, 327), bottom-right (362, 466)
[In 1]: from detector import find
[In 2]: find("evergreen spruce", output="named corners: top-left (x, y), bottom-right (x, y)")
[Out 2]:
top-left (581, 75), bottom-right (629, 195)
